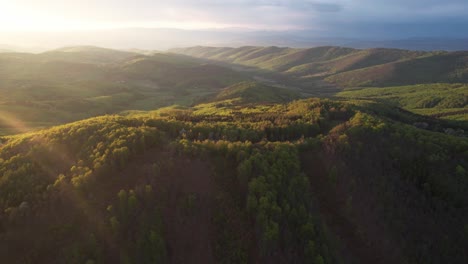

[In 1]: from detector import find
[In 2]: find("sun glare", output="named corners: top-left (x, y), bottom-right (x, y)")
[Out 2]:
top-left (0, 2), bottom-right (235, 32)
top-left (0, 110), bottom-right (30, 134)
top-left (0, 2), bottom-right (74, 32)
top-left (0, 5), bottom-right (108, 32)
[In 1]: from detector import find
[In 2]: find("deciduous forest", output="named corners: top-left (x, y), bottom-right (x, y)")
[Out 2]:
top-left (0, 45), bottom-right (467, 263)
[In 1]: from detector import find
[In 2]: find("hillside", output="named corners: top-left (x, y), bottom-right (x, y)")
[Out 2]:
top-left (338, 83), bottom-right (468, 120)
top-left (40, 46), bottom-right (140, 64)
top-left (170, 46), bottom-right (360, 73)
top-left (171, 46), bottom-right (468, 88)
top-left (0, 98), bottom-right (467, 263)
top-left (213, 81), bottom-right (301, 103)
top-left (326, 51), bottom-right (468, 87)
top-left (0, 46), bottom-right (467, 263)
top-left (286, 48), bottom-right (426, 77)
top-left (1, 45), bottom-right (467, 137)
top-left (0, 47), bottom-right (248, 135)
top-left (171, 46), bottom-right (468, 120)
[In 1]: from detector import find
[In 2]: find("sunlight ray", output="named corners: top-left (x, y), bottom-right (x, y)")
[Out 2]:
top-left (0, 110), bottom-right (31, 134)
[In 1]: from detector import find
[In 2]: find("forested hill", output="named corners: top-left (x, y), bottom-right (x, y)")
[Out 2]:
top-left (0, 45), bottom-right (467, 263)
top-left (1, 45), bottom-right (466, 136)
top-left (170, 46), bottom-right (468, 87)
top-left (0, 46), bottom-right (247, 135)
top-left (0, 98), bottom-right (467, 263)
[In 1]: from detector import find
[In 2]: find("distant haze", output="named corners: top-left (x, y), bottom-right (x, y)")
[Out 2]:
top-left (1, 0), bottom-right (467, 52)
top-left (1, 28), bottom-right (468, 53)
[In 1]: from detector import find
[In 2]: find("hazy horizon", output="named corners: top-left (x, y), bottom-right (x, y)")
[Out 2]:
top-left (2, 28), bottom-right (468, 53)
top-left (1, 1), bottom-right (467, 51)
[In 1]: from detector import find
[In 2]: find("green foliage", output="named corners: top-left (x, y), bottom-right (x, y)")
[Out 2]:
top-left (338, 83), bottom-right (468, 120)
top-left (2, 45), bottom-right (466, 136)
top-left (172, 46), bottom-right (358, 74)
top-left (0, 48), bottom-right (247, 135)
top-left (323, 110), bottom-right (468, 263)
top-left (326, 52), bottom-right (468, 87)
top-left (108, 187), bottom-right (166, 263)
top-left (0, 115), bottom-right (161, 209)
top-left (172, 46), bottom-right (467, 89)
top-left (455, 165), bottom-right (466, 177)
top-left (214, 81), bottom-right (301, 103)
top-left (242, 144), bottom-right (335, 262)
top-left (2, 45), bottom-right (468, 264)
top-left (0, 96), bottom-right (467, 263)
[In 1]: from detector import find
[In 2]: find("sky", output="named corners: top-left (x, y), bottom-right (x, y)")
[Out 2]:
top-left (0, 0), bottom-right (467, 51)
top-left (0, 0), bottom-right (467, 35)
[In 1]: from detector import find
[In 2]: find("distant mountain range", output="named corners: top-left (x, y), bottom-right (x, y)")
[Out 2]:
top-left (1, 28), bottom-right (467, 52)
top-left (337, 38), bottom-right (468, 51)
top-left (171, 46), bottom-right (468, 87)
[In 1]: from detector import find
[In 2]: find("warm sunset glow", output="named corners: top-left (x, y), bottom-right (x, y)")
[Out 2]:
top-left (1, 0), bottom-right (466, 36)
top-left (0, 1), bottom-right (233, 32)
top-left (0, 110), bottom-right (30, 133)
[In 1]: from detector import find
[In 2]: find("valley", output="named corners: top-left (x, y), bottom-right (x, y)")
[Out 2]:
top-left (0, 45), bottom-right (467, 264)
top-left (1, 45), bottom-right (467, 136)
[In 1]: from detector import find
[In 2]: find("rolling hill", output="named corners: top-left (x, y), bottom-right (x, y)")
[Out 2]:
top-left (172, 45), bottom-right (468, 121)
top-left (0, 98), bottom-right (466, 263)
top-left (337, 83), bottom-right (468, 121)
top-left (0, 45), bottom-right (466, 135)
top-left (171, 46), bottom-right (468, 87)
top-left (0, 46), bottom-right (248, 135)
top-left (0, 43), bottom-right (467, 264)
top-left (39, 46), bottom-right (140, 64)
top-left (212, 81), bottom-right (301, 103)
top-left (286, 48), bottom-right (426, 77)
top-left (326, 51), bottom-right (468, 87)
top-left (1, 45), bottom-right (467, 135)
top-left (171, 46), bottom-right (359, 73)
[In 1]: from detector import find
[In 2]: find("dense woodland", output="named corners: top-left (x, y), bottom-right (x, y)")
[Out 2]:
top-left (0, 96), bottom-right (467, 263)
top-left (0, 46), bottom-right (467, 263)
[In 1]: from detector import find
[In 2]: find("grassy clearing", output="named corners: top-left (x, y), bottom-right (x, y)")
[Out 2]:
top-left (337, 83), bottom-right (468, 120)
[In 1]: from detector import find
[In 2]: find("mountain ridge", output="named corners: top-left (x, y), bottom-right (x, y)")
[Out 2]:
top-left (171, 46), bottom-right (468, 88)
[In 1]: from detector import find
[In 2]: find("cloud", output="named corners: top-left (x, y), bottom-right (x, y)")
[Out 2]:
top-left (311, 3), bottom-right (342, 12)
top-left (342, 0), bottom-right (468, 20)
top-left (0, 0), bottom-right (467, 37)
